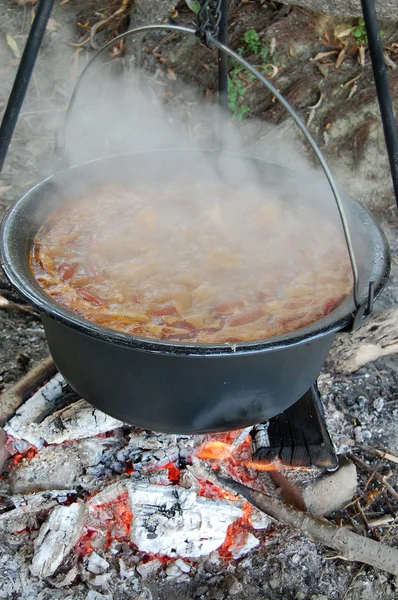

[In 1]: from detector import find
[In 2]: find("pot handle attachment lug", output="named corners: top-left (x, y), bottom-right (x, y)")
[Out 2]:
top-left (59, 23), bottom-right (371, 323)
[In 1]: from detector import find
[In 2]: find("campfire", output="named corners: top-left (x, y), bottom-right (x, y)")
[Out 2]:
top-left (2, 358), bottom-right (398, 593)
top-left (0, 360), bottom-right (338, 582)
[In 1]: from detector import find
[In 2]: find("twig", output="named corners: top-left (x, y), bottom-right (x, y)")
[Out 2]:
top-left (383, 490), bottom-right (396, 518)
top-left (348, 454), bottom-right (398, 502)
top-left (369, 515), bottom-right (397, 528)
top-left (343, 515), bottom-right (397, 530)
top-left (356, 499), bottom-right (380, 541)
top-left (215, 474), bottom-right (398, 576)
top-left (356, 444), bottom-right (398, 466)
top-left (342, 564), bottom-right (366, 600)
top-left (0, 296), bottom-right (39, 317)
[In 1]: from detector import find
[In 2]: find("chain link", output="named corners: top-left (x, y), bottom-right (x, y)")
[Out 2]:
top-left (195, 0), bottom-right (222, 47)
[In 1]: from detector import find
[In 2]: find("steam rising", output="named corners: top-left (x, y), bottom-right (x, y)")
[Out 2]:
top-left (29, 39), bottom-right (355, 344)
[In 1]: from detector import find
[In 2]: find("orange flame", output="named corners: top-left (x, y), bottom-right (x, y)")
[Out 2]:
top-left (196, 439), bottom-right (312, 475)
top-left (196, 441), bottom-right (235, 461)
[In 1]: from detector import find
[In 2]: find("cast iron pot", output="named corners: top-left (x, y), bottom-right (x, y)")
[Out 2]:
top-left (0, 150), bottom-right (390, 433)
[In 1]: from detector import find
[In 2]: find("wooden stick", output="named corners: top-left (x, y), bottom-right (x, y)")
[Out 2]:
top-left (0, 357), bottom-right (56, 425)
top-left (369, 515), bottom-right (397, 528)
top-left (216, 474), bottom-right (398, 577)
top-left (0, 295), bottom-right (39, 317)
top-left (356, 444), bottom-right (398, 466)
top-left (328, 308), bottom-right (398, 373)
top-left (348, 454), bottom-right (398, 502)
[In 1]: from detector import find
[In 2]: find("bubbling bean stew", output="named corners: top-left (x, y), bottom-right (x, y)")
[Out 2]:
top-left (30, 182), bottom-right (352, 344)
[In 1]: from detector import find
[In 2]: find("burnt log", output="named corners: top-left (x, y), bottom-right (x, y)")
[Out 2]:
top-left (328, 308), bottom-right (398, 373)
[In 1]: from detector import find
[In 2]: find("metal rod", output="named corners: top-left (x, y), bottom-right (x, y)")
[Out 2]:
top-left (0, 0), bottom-right (55, 175)
top-left (217, 0), bottom-right (229, 112)
top-left (360, 0), bottom-right (398, 208)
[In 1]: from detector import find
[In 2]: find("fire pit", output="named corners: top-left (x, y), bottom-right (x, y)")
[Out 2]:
top-left (0, 361), bottom-right (351, 585)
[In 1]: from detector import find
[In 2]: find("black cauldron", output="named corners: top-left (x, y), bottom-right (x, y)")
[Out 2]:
top-left (0, 150), bottom-right (390, 433)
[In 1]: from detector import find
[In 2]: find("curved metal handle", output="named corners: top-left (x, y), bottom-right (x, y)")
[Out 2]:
top-left (61, 23), bottom-right (363, 311)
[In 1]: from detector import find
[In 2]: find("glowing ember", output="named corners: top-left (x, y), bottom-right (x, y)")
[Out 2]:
top-left (75, 492), bottom-right (132, 556)
top-left (218, 502), bottom-right (253, 559)
top-left (8, 448), bottom-right (38, 469)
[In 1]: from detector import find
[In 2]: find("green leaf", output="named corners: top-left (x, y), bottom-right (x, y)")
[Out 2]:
top-left (353, 28), bottom-right (363, 37)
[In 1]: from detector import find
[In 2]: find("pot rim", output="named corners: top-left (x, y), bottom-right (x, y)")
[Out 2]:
top-left (0, 150), bottom-right (391, 357)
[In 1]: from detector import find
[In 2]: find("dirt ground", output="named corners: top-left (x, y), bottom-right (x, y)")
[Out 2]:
top-left (1, 1), bottom-right (398, 599)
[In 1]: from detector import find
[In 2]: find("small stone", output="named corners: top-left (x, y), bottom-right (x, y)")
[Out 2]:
top-left (295, 593), bottom-right (307, 600)
top-left (357, 395), bottom-right (368, 407)
top-left (87, 552), bottom-right (110, 574)
top-left (224, 574), bottom-right (243, 596)
top-left (354, 426), bottom-right (364, 443)
top-left (194, 585), bottom-right (209, 597)
top-left (136, 559), bottom-right (162, 580)
top-left (373, 397), bottom-right (385, 412)
top-left (269, 576), bottom-right (279, 590)
top-left (301, 457), bottom-right (357, 516)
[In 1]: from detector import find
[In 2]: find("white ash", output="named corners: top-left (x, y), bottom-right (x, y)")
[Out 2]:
top-left (3, 373), bottom-right (66, 445)
top-left (89, 481), bottom-right (127, 506)
top-left (9, 445), bottom-right (82, 494)
top-left (0, 489), bottom-right (76, 524)
top-left (7, 433), bottom-right (127, 496)
top-left (4, 373), bottom-right (123, 449)
top-left (136, 559), bottom-right (162, 580)
top-left (119, 557), bottom-right (137, 580)
top-left (120, 429), bottom-right (205, 471)
top-left (165, 561), bottom-right (189, 580)
top-left (249, 508), bottom-right (272, 530)
top-left (228, 531), bottom-right (260, 560)
top-left (89, 572), bottom-right (112, 587)
top-left (127, 482), bottom-right (243, 558)
top-left (50, 565), bottom-right (79, 589)
top-left (86, 592), bottom-right (112, 600)
top-left (31, 503), bottom-right (87, 578)
top-left (87, 552), bottom-right (110, 575)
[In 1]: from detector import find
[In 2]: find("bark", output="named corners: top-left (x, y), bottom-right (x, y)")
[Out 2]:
top-left (328, 308), bottom-right (398, 373)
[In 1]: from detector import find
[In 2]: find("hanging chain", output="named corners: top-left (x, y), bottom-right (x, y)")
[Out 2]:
top-left (195, 0), bottom-right (222, 47)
